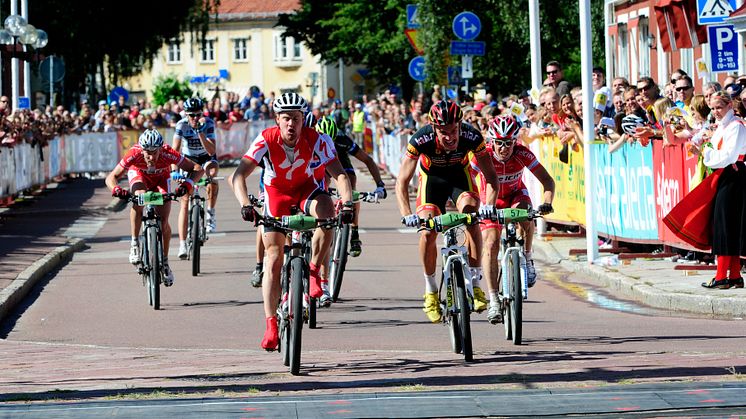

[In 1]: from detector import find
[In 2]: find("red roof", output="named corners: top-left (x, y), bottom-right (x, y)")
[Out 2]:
top-left (730, 2), bottom-right (746, 18)
top-left (217, 0), bottom-right (300, 16)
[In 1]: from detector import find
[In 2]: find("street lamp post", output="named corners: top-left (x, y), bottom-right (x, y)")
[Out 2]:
top-left (0, 12), bottom-right (47, 109)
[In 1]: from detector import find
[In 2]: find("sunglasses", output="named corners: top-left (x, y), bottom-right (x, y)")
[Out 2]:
top-left (547, 70), bottom-right (559, 75)
top-left (188, 113), bottom-right (201, 118)
top-left (142, 146), bottom-right (160, 152)
top-left (639, 84), bottom-right (653, 91)
top-left (494, 139), bottom-right (516, 147)
top-left (670, 78), bottom-right (680, 84)
top-left (675, 86), bottom-right (692, 92)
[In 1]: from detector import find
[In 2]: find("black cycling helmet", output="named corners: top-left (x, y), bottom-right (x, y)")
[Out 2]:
top-left (304, 112), bottom-right (317, 128)
top-left (428, 100), bottom-right (463, 125)
top-left (184, 97), bottom-right (203, 113)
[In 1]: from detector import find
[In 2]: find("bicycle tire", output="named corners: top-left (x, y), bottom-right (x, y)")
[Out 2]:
top-left (452, 259), bottom-right (473, 361)
top-left (280, 263), bottom-right (290, 367)
top-left (190, 204), bottom-right (201, 276)
top-left (289, 257), bottom-right (305, 375)
top-left (330, 223), bottom-right (350, 302)
top-left (147, 226), bottom-right (161, 310)
top-left (140, 232), bottom-right (151, 306)
top-left (447, 274), bottom-right (462, 354)
top-left (510, 251), bottom-right (522, 345)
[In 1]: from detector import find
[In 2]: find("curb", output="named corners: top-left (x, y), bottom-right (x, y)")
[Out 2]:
top-left (533, 240), bottom-right (746, 317)
top-left (0, 238), bottom-right (87, 322)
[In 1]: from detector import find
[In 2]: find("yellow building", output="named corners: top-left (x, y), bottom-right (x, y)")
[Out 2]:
top-left (124, 0), bottom-right (361, 105)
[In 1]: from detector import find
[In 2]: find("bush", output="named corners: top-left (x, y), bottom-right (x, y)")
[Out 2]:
top-left (151, 74), bottom-right (194, 106)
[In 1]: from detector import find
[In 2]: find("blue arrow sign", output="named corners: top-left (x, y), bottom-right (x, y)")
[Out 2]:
top-left (406, 4), bottom-right (420, 29)
top-left (450, 41), bottom-right (485, 56)
top-left (452, 11), bottom-right (481, 41)
top-left (408, 56), bottom-right (426, 82)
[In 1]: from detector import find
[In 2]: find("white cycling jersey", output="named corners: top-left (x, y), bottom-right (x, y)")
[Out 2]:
top-left (174, 117), bottom-right (216, 157)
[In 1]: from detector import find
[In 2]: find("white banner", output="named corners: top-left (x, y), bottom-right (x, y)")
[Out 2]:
top-left (0, 148), bottom-right (15, 197)
top-left (64, 132), bottom-right (119, 173)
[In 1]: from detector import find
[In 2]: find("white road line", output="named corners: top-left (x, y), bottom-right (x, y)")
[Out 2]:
top-left (63, 217), bottom-right (107, 239)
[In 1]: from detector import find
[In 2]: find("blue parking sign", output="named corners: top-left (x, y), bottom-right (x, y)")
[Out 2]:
top-left (708, 25), bottom-right (738, 73)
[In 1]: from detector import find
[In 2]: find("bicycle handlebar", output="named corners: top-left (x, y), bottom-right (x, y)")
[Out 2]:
top-left (121, 191), bottom-right (180, 206)
top-left (402, 208), bottom-right (544, 232)
top-left (327, 187), bottom-right (381, 204)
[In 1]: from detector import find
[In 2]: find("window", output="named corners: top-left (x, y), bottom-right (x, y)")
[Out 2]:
top-left (201, 39), bottom-right (215, 63)
top-left (233, 38), bottom-right (249, 61)
top-left (638, 17), bottom-right (650, 77)
top-left (274, 33), bottom-right (302, 62)
top-left (167, 40), bottom-right (181, 64)
top-left (618, 23), bottom-right (629, 80)
top-left (680, 48), bottom-right (694, 77)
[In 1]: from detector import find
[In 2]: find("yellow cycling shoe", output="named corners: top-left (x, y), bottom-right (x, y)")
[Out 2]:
top-left (423, 292), bottom-right (442, 323)
top-left (473, 286), bottom-right (488, 313)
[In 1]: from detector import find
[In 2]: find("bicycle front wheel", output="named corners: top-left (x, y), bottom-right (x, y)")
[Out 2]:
top-left (147, 226), bottom-right (161, 310)
top-left (452, 259), bottom-right (473, 362)
top-left (279, 262), bottom-right (290, 367)
top-left (190, 204), bottom-right (201, 276)
top-left (289, 257), bottom-right (305, 375)
top-left (509, 251), bottom-right (522, 345)
top-left (330, 224), bottom-right (350, 302)
top-left (447, 277), bottom-right (462, 354)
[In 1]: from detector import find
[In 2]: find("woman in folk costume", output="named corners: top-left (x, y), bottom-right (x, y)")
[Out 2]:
top-left (664, 91), bottom-right (746, 289)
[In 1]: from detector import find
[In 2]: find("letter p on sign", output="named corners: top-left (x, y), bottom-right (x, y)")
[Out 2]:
top-left (716, 27), bottom-right (734, 50)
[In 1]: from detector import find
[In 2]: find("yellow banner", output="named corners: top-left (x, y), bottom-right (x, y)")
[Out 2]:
top-left (533, 136), bottom-right (586, 225)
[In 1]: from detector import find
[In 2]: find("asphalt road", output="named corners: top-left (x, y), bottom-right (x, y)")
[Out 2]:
top-left (1, 167), bottom-right (745, 417)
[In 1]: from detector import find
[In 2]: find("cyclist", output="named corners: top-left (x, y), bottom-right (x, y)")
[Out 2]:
top-left (471, 115), bottom-right (555, 323)
top-left (172, 97), bottom-right (220, 264)
top-left (316, 116), bottom-right (387, 257)
top-left (396, 100), bottom-right (499, 323)
top-left (105, 129), bottom-right (204, 286)
top-left (251, 111), bottom-right (318, 288)
top-left (230, 92), bottom-right (353, 350)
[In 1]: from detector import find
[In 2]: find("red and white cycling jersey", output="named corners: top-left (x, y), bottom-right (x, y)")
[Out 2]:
top-left (244, 126), bottom-right (336, 189)
top-left (118, 144), bottom-right (184, 177)
top-left (471, 143), bottom-right (541, 200)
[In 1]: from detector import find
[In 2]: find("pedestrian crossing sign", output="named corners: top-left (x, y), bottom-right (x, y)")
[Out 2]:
top-left (697, 0), bottom-right (736, 25)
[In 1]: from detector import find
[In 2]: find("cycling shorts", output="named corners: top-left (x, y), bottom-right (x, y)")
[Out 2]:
top-left (480, 189), bottom-right (532, 231)
top-left (416, 167), bottom-right (478, 215)
top-left (127, 170), bottom-right (170, 194)
top-left (263, 181), bottom-right (327, 233)
top-left (185, 153), bottom-right (218, 167)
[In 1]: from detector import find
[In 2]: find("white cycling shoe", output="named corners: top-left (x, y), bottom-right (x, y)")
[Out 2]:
top-left (129, 241), bottom-right (140, 265)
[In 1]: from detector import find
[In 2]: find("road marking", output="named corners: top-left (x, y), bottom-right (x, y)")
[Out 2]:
top-left (397, 228), bottom-right (416, 234)
top-left (63, 216), bottom-right (107, 239)
top-left (76, 245), bottom-right (254, 260)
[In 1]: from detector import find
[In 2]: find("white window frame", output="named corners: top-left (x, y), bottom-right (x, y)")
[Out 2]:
top-left (232, 37), bottom-right (249, 62)
top-left (638, 17), bottom-right (651, 77)
top-left (680, 48), bottom-right (694, 77)
top-left (273, 33), bottom-right (302, 63)
top-left (166, 40), bottom-right (181, 64)
top-left (200, 38), bottom-right (216, 63)
top-left (618, 23), bottom-right (629, 80)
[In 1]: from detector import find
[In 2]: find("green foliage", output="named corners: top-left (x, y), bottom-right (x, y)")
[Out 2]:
top-left (151, 74), bottom-right (194, 106)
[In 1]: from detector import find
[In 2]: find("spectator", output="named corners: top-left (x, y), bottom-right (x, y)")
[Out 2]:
top-left (546, 60), bottom-right (572, 96)
top-left (612, 77), bottom-right (630, 93)
top-left (351, 102), bottom-right (367, 146)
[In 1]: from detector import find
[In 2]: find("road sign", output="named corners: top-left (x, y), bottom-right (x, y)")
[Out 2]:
top-left (461, 55), bottom-right (473, 79)
top-left (697, 0), bottom-right (736, 25)
top-left (39, 56), bottom-right (65, 83)
top-left (448, 66), bottom-right (463, 85)
top-left (708, 24), bottom-right (738, 73)
top-left (450, 41), bottom-right (485, 56)
top-left (408, 56), bottom-right (426, 82)
top-left (17, 97), bottom-right (30, 109)
top-left (406, 4), bottom-right (420, 29)
top-left (108, 86), bottom-right (129, 105)
top-left (404, 29), bottom-right (424, 55)
top-left (452, 11), bottom-right (481, 40)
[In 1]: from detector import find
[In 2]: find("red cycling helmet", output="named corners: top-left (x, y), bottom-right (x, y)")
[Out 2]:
top-left (428, 100), bottom-right (463, 125)
top-left (486, 115), bottom-right (521, 141)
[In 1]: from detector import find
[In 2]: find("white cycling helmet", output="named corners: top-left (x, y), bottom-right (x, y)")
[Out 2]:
top-left (621, 114), bottom-right (646, 135)
top-left (138, 129), bottom-right (164, 151)
top-left (272, 92), bottom-right (309, 114)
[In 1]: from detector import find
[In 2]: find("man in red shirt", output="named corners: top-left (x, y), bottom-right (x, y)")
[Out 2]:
top-left (105, 129), bottom-right (204, 286)
top-left (230, 93), bottom-right (353, 351)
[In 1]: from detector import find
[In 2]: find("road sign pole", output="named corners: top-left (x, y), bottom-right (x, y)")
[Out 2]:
top-left (580, 0), bottom-right (598, 263)
top-left (49, 56), bottom-right (54, 106)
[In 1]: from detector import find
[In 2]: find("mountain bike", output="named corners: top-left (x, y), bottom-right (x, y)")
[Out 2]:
top-left (327, 188), bottom-right (380, 303)
top-left (405, 212), bottom-right (483, 362)
top-left (496, 208), bottom-right (542, 345)
top-left (124, 191), bottom-right (178, 310)
top-left (185, 176), bottom-right (224, 276)
top-left (247, 195), bottom-right (339, 375)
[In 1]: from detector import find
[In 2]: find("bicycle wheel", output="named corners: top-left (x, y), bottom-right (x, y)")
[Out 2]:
top-left (452, 259), bottom-right (473, 361)
top-left (190, 203), bottom-right (201, 276)
top-left (509, 251), bottom-right (522, 345)
top-left (289, 257), bottom-right (305, 375)
top-left (330, 223), bottom-right (350, 302)
top-left (447, 276), bottom-right (462, 354)
top-left (147, 226), bottom-right (161, 310)
top-left (140, 233), bottom-right (151, 306)
top-left (279, 264), bottom-right (290, 367)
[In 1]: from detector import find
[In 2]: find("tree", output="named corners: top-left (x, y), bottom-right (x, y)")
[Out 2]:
top-left (151, 74), bottom-right (194, 106)
top-left (25, 0), bottom-right (219, 107)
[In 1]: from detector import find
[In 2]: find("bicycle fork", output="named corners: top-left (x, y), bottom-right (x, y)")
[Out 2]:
top-left (440, 247), bottom-right (472, 316)
top-left (500, 247), bottom-right (528, 300)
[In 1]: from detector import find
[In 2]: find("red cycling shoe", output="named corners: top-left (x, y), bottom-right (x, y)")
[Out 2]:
top-left (261, 316), bottom-right (279, 351)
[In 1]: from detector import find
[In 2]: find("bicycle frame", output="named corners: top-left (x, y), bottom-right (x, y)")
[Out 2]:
top-left (440, 228), bottom-right (471, 314)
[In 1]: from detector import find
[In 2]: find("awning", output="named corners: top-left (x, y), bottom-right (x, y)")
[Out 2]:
top-left (654, 0), bottom-right (708, 52)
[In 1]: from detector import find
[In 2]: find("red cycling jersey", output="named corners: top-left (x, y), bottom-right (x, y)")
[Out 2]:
top-left (118, 144), bottom-right (184, 193)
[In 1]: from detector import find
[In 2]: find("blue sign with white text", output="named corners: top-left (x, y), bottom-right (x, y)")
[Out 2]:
top-left (697, 0), bottom-right (736, 25)
top-left (406, 4), bottom-right (420, 28)
top-left (408, 56), bottom-right (426, 82)
top-left (452, 11), bottom-right (481, 40)
top-left (17, 97), bottom-right (30, 109)
top-left (708, 25), bottom-right (739, 73)
top-left (450, 41), bottom-right (485, 56)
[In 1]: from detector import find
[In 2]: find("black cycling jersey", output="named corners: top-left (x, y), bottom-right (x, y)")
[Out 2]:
top-left (405, 122), bottom-right (486, 173)
top-left (334, 132), bottom-right (360, 172)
